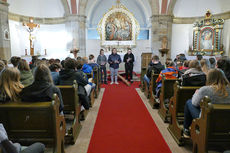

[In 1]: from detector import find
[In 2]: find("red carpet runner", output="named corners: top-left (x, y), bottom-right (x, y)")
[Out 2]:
top-left (87, 82), bottom-right (172, 153)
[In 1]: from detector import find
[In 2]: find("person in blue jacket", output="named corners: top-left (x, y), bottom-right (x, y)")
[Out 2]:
top-left (108, 48), bottom-right (121, 84)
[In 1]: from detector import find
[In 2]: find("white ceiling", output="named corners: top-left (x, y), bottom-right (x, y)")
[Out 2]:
top-left (7, 0), bottom-right (65, 18)
top-left (173, 0), bottom-right (230, 17)
top-left (85, 0), bottom-right (152, 28)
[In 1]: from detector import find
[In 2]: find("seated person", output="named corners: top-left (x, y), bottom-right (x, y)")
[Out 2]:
top-left (59, 58), bottom-right (90, 110)
top-left (0, 67), bottom-right (24, 103)
top-left (177, 60), bottom-right (190, 77)
top-left (0, 123), bottom-right (45, 153)
top-left (10, 56), bottom-right (21, 68)
top-left (18, 59), bottom-right (34, 87)
top-left (217, 57), bottom-right (230, 82)
top-left (209, 57), bottom-right (216, 69)
top-left (88, 54), bottom-right (99, 69)
top-left (144, 55), bottom-right (164, 86)
top-left (181, 60), bottom-right (206, 86)
top-left (82, 57), bottom-right (92, 74)
top-left (200, 59), bottom-right (210, 75)
top-left (49, 63), bottom-right (61, 85)
top-left (20, 64), bottom-right (64, 113)
top-left (155, 61), bottom-right (178, 98)
top-left (183, 68), bottom-right (230, 138)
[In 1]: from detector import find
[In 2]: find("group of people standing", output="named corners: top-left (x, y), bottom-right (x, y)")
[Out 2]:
top-left (97, 48), bottom-right (135, 85)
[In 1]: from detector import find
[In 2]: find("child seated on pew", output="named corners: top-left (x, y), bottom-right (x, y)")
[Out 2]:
top-left (155, 61), bottom-right (178, 98)
top-left (20, 64), bottom-right (64, 113)
top-left (0, 67), bottom-right (24, 103)
top-left (183, 68), bottom-right (230, 138)
top-left (0, 123), bottom-right (45, 153)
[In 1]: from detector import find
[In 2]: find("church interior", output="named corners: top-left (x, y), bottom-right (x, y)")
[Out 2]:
top-left (0, 0), bottom-right (230, 153)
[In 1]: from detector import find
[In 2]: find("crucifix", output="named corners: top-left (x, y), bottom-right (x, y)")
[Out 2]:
top-left (23, 17), bottom-right (40, 56)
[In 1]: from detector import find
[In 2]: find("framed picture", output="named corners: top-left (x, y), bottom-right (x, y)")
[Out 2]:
top-left (97, 3), bottom-right (140, 48)
top-left (190, 10), bottom-right (224, 56)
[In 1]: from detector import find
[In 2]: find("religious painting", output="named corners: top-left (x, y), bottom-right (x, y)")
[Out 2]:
top-left (105, 12), bottom-right (132, 41)
top-left (189, 10), bottom-right (224, 56)
top-left (199, 28), bottom-right (214, 50)
top-left (97, 2), bottom-right (140, 50)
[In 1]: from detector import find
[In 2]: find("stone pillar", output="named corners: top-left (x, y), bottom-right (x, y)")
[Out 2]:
top-left (150, 15), bottom-right (173, 63)
top-left (0, 1), bottom-right (11, 60)
top-left (65, 15), bottom-right (86, 57)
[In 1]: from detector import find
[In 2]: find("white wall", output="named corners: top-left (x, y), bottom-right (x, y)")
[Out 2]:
top-left (173, 0), bottom-right (230, 17)
top-left (9, 20), bottom-right (72, 60)
top-left (86, 40), bottom-right (151, 73)
top-left (170, 24), bottom-right (193, 59)
top-left (8, 0), bottom-right (65, 17)
top-left (223, 19), bottom-right (230, 57)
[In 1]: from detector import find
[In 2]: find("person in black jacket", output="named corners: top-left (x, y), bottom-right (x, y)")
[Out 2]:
top-left (59, 58), bottom-right (90, 110)
top-left (20, 64), bottom-right (64, 113)
top-left (144, 55), bottom-right (165, 86)
top-left (123, 48), bottom-right (135, 82)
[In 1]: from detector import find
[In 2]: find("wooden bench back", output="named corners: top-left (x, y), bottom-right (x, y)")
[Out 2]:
top-left (174, 82), bottom-right (201, 113)
top-left (191, 96), bottom-right (230, 153)
top-left (161, 76), bottom-right (178, 100)
top-left (0, 94), bottom-right (65, 147)
top-left (57, 81), bottom-right (79, 112)
top-left (150, 72), bottom-right (159, 94)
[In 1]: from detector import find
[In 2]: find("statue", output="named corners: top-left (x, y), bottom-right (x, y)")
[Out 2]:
top-left (161, 36), bottom-right (168, 49)
top-left (23, 17), bottom-right (40, 56)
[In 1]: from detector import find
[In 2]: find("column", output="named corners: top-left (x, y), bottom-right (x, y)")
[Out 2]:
top-left (65, 15), bottom-right (87, 57)
top-left (150, 15), bottom-right (173, 63)
top-left (0, 1), bottom-right (11, 60)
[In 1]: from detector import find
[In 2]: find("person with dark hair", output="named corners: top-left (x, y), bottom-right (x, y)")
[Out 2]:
top-left (183, 68), bottom-right (230, 138)
top-left (108, 48), bottom-right (121, 84)
top-left (49, 63), bottom-right (61, 85)
top-left (196, 54), bottom-right (203, 61)
top-left (123, 48), bottom-right (135, 83)
top-left (217, 57), bottom-right (230, 82)
top-left (18, 59), bottom-right (34, 87)
top-left (10, 56), bottom-right (21, 68)
top-left (209, 57), bottom-right (216, 69)
top-left (0, 124), bottom-right (45, 153)
top-left (155, 61), bottom-right (178, 97)
top-left (29, 56), bottom-right (38, 69)
top-left (59, 58), bottom-right (90, 110)
top-left (97, 49), bottom-right (107, 84)
top-left (20, 64), bottom-right (64, 112)
top-left (144, 55), bottom-right (164, 86)
top-left (88, 54), bottom-right (99, 69)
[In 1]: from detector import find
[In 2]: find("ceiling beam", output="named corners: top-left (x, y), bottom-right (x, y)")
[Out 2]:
top-left (60, 0), bottom-right (71, 16)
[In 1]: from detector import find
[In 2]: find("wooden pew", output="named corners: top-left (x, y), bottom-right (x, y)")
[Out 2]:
top-left (158, 76), bottom-right (177, 122)
top-left (148, 71), bottom-right (159, 108)
top-left (57, 82), bottom-right (82, 144)
top-left (191, 96), bottom-right (230, 153)
top-left (141, 67), bottom-right (147, 92)
top-left (167, 81), bottom-right (200, 145)
top-left (93, 66), bottom-right (100, 98)
top-left (0, 94), bottom-right (66, 153)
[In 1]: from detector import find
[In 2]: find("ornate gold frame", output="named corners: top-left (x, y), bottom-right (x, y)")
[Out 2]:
top-left (97, 2), bottom-right (140, 49)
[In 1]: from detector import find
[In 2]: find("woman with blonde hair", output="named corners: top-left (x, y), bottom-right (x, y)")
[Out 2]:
top-left (183, 68), bottom-right (230, 137)
top-left (200, 58), bottom-right (210, 74)
top-left (0, 67), bottom-right (24, 102)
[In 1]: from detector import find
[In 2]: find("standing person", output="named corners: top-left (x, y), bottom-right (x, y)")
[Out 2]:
top-left (123, 48), bottom-right (135, 83)
top-left (97, 49), bottom-right (107, 84)
top-left (108, 48), bottom-right (121, 84)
